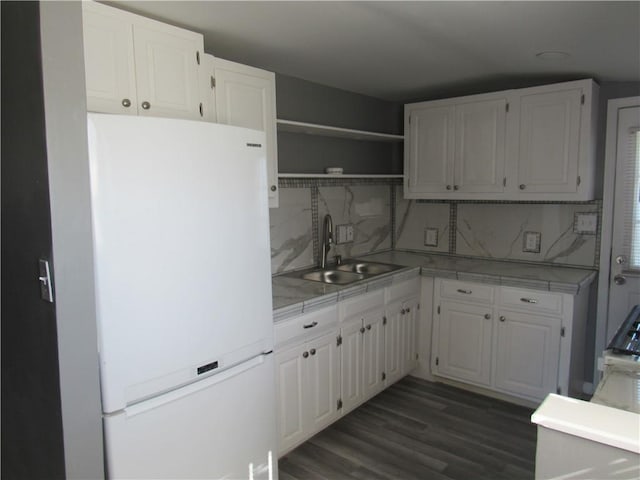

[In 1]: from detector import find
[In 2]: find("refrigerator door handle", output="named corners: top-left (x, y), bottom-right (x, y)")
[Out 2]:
top-left (123, 355), bottom-right (265, 418)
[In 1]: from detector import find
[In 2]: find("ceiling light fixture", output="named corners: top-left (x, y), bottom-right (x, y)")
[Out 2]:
top-left (535, 51), bottom-right (571, 60)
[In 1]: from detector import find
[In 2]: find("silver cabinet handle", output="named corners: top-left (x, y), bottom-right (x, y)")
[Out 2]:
top-left (122, 98), bottom-right (131, 107)
top-left (401, 308), bottom-right (406, 315)
top-left (453, 185), bottom-right (459, 191)
top-left (366, 324), bottom-right (372, 330)
top-left (406, 307), bottom-right (411, 313)
top-left (499, 316), bottom-right (506, 322)
top-left (141, 101), bottom-right (151, 110)
top-left (519, 184), bottom-right (526, 190)
top-left (302, 351), bottom-right (309, 358)
top-left (199, 103), bottom-right (203, 117)
top-left (484, 313), bottom-right (491, 320)
top-left (520, 298), bottom-right (537, 304)
top-left (303, 321), bottom-right (318, 329)
top-left (310, 348), bottom-right (316, 355)
top-left (270, 185), bottom-right (277, 192)
top-left (457, 289), bottom-right (472, 294)
top-left (446, 185), bottom-right (452, 190)
top-left (360, 327), bottom-right (365, 333)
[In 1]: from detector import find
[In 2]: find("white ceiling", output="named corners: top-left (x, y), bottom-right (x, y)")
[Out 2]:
top-left (110, 1), bottom-right (640, 102)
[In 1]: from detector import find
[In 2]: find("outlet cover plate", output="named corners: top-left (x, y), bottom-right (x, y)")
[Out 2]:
top-left (424, 228), bottom-right (438, 247)
top-left (523, 231), bottom-right (541, 253)
top-left (574, 212), bottom-right (598, 235)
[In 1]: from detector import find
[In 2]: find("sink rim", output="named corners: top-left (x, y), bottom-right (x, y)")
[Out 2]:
top-left (281, 258), bottom-right (405, 285)
top-left (300, 269), bottom-right (365, 285)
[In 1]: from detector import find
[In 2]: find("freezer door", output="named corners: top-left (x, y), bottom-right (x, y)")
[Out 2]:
top-left (86, 114), bottom-right (274, 412)
top-left (103, 354), bottom-right (278, 479)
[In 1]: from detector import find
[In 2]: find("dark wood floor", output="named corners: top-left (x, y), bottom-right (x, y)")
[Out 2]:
top-left (279, 376), bottom-right (537, 480)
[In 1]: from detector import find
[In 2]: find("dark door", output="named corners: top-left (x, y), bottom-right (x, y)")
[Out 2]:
top-left (1, 2), bottom-right (66, 478)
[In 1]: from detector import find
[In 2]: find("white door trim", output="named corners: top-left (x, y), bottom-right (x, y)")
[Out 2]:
top-left (595, 96), bottom-right (640, 385)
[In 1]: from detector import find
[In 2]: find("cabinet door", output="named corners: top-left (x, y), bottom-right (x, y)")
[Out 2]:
top-left (306, 332), bottom-right (340, 435)
top-left (436, 301), bottom-right (493, 386)
top-left (362, 311), bottom-right (385, 400)
top-left (401, 297), bottom-right (419, 375)
top-left (517, 88), bottom-right (582, 193)
top-left (82, 3), bottom-right (137, 114)
top-left (132, 23), bottom-right (203, 120)
top-left (494, 311), bottom-right (561, 401)
top-left (340, 318), bottom-right (364, 414)
top-left (384, 301), bottom-right (404, 386)
top-left (274, 344), bottom-right (306, 455)
top-left (454, 99), bottom-right (506, 193)
top-left (405, 105), bottom-right (455, 196)
top-left (214, 64), bottom-right (279, 208)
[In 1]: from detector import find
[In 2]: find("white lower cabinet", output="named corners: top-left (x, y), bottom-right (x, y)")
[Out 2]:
top-left (494, 310), bottom-right (561, 400)
top-left (274, 307), bottom-right (340, 455)
top-left (436, 300), bottom-right (493, 387)
top-left (275, 275), bottom-right (423, 456)
top-left (431, 278), bottom-right (588, 404)
top-left (339, 290), bottom-right (386, 415)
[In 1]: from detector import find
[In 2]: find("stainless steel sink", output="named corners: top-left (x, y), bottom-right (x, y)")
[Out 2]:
top-left (300, 269), bottom-right (365, 285)
top-left (336, 261), bottom-right (402, 276)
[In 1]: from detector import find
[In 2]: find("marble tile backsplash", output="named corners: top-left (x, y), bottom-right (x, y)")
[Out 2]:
top-left (395, 198), bottom-right (450, 254)
top-left (269, 188), bottom-right (313, 273)
top-left (270, 181), bottom-right (600, 274)
top-left (269, 182), bottom-right (393, 274)
top-left (456, 203), bottom-right (598, 267)
top-left (318, 185), bottom-right (392, 260)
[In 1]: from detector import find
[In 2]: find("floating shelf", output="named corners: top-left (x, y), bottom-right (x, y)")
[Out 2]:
top-left (276, 119), bottom-right (404, 142)
top-left (278, 173), bottom-right (404, 179)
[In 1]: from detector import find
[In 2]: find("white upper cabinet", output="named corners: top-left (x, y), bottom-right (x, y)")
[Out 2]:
top-left (514, 81), bottom-right (597, 200)
top-left (404, 79), bottom-right (598, 201)
top-left (207, 56), bottom-right (279, 208)
top-left (82, 1), bottom-right (204, 120)
top-left (405, 104), bottom-right (454, 195)
top-left (405, 94), bottom-right (508, 199)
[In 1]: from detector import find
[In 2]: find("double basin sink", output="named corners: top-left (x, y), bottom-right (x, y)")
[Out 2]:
top-left (286, 259), bottom-right (404, 285)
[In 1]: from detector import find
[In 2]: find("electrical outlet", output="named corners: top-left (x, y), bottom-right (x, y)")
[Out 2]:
top-left (335, 224), bottom-right (354, 244)
top-left (424, 228), bottom-right (438, 247)
top-left (523, 231), bottom-right (541, 253)
top-left (574, 212), bottom-right (598, 234)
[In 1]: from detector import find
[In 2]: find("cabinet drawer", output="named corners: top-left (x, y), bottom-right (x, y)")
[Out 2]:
top-left (440, 280), bottom-right (494, 304)
top-left (340, 289), bottom-right (385, 321)
top-left (499, 287), bottom-right (563, 315)
top-left (275, 305), bottom-right (338, 347)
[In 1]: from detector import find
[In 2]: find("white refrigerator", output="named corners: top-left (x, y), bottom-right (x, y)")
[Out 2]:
top-left (86, 113), bottom-right (277, 479)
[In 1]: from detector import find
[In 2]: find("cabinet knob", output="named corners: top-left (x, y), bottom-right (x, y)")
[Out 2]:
top-left (121, 98), bottom-right (131, 108)
top-left (401, 308), bottom-right (406, 315)
top-left (453, 185), bottom-right (459, 191)
top-left (270, 185), bottom-right (277, 192)
top-left (360, 327), bottom-right (365, 333)
top-left (499, 316), bottom-right (506, 322)
top-left (406, 307), bottom-right (411, 313)
top-left (302, 351), bottom-right (309, 358)
top-left (484, 313), bottom-right (491, 320)
top-left (446, 185), bottom-right (452, 190)
top-left (310, 348), bottom-right (316, 355)
top-left (519, 184), bottom-right (526, 190)
top-left (141, 101), bottom-right (151, 110)
top-left (366, 324), bottom-right (372, 330)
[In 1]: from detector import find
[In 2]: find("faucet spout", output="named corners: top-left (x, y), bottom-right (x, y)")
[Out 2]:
top-left (320, 214), bottom-right (333, 269)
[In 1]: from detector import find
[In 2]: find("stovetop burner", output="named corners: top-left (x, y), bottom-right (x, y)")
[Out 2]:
top-left (608, 304), bottom-right (640, 355)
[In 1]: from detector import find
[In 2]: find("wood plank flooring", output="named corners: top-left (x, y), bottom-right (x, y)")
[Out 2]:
top-left (279, 376), bottom-right (537, 480)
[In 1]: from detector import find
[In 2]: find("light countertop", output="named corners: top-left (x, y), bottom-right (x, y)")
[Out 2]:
top-left (272, 251), bottom-right (596, 321)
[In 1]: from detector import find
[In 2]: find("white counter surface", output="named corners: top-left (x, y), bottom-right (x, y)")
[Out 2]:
top-left (272, 251), bottom-right (596, 319)
top-left (532, 394), bottom-right (640, 454)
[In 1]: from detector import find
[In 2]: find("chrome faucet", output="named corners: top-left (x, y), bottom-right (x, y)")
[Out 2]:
top-left (320, 214), bottom-right (333, 269)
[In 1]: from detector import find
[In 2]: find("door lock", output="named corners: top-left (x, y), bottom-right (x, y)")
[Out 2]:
top-left (615, 255), bottom-right (628, 265)
top-left (614, 275), bottom-right (627, 286)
